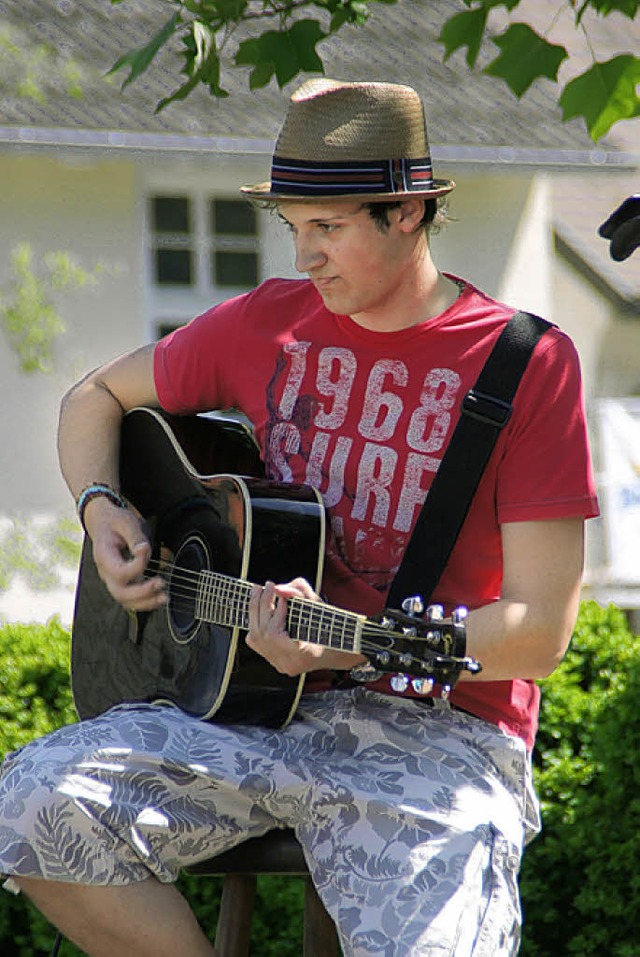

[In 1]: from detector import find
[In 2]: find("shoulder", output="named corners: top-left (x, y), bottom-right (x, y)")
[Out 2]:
top-left (452, 278), bottom-right (579, 365)
top-left (163, 278), bottom-right (323, 342)
top-left (207, 278), bottom-right (325, 330)
top-left (244, 277), bottom-right (320, 309)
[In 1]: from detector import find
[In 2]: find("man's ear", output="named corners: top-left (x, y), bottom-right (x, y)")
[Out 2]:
top-left (396, 197), bottom-right (426, 233)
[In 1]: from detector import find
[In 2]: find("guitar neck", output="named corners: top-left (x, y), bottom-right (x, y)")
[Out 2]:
top-left (196, 570), bottom-right (364, 653)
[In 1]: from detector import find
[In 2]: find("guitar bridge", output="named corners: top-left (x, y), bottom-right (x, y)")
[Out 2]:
top-left (127, 609), bottom-right (142, 645)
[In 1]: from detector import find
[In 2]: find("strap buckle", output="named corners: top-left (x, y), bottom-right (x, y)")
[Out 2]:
top-left (461, 389), bottom-right (512, 428)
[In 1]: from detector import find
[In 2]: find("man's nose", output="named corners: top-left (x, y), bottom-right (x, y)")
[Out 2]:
top-left (294, 235), bottom-right (327, 273)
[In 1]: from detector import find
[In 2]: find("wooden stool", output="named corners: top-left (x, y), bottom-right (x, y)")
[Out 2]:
top-left (185, 829), bottom-right (340, 957)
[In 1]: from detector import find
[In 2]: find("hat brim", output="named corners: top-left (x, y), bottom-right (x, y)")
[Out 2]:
top-left (240, 179), bottom-right (456, 202)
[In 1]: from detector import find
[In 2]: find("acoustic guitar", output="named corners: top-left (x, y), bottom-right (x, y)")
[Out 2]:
top-left (71, 407), bottom-right (479, 728)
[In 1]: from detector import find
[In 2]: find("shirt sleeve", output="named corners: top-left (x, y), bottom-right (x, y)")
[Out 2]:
top-left (496, 328), bottom-right (599, 523)
top-left (154, 293), bottom-right (249, 414)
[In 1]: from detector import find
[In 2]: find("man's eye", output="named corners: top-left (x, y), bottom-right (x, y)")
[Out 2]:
top-left (319, 223), bottom-right (338, 233)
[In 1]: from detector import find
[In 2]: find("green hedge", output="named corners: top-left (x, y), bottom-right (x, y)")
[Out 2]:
top-left (520, 601), bottom-right (640, 956)
top-left (0, 620), bottom-right (77, 956)
top-left (0, 604), bottom-right (638, 955)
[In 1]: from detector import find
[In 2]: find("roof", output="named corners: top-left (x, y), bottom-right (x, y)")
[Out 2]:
top-left (0, 0), bottom-right (638, 165)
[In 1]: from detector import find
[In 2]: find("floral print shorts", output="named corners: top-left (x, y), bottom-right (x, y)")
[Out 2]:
top-left (0, 688), bottom-right (539, 956)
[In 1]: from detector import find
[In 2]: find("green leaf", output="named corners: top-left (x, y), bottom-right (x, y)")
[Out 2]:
top-left (235, 19), bottom-right (325, 90)
top-left (584, 0), bottom-right (639, 16)
top-left (559, 54), bottom-right (640, 141)
top-left (438, 8), bottom-right (488, 68)
top-left (192, 19), bottom-right (214, 71)
top-left (326, 0), bottom-right (377, 32)
top-left (460, 0), bottom-right (521, 8)
top-left (156, 18), bottom-right (230, 109)
top-left (204, 0), bottom-right (249, 18)
top-left (484, 23), bottom-right (568, 97)
top-left (108, 12), bottom-right (180, 88)
top-left (157, 53), bottom-right (228, 109)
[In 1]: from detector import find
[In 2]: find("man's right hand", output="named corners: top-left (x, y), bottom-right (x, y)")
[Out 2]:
top-left (83, 496), bottom-right (167, 612)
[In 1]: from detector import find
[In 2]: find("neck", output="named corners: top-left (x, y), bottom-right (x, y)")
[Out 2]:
top-left (351, 247), bottom-right (461, 333)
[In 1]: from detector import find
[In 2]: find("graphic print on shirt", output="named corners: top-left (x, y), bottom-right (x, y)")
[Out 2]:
top-left (264, 341), bottom-right (462, 593)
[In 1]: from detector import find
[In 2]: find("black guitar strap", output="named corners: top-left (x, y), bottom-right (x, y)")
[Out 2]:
top-left (386, 310), bottom-right (552, 610)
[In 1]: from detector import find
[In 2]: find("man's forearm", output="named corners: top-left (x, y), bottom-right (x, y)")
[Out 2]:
top-left (463, 589), bottom-right (581, 683)
top-left (57, 342), bottom-right (159, 505)
top-left (57, 373), bottom-right (125, 503)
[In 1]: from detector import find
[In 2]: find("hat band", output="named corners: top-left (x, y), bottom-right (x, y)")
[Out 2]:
top-left (270, 156), bottom-right (434, 196)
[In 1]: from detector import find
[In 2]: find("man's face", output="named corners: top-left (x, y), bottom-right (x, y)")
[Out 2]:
top-left (278, 198), bottom-right (423, 325)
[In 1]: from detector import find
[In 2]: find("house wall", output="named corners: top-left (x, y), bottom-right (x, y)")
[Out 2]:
top-left (0, 152), bottom-right (142, 512)
top-left (427, 170), bottom-right (534, 302)
top-left (0, 148), bottom-right (274, 513)
top-left (551, 230), bottom-right (640, 598)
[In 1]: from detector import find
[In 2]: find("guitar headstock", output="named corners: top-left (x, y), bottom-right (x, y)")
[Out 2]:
top-left (358, 599), bottom-right (482, 697)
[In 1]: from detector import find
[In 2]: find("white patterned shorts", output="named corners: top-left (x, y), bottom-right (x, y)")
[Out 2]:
top-left (0, 689), bottom-right (540, 956)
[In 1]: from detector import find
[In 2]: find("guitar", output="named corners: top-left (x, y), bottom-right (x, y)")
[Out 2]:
top-left (71, 407), bottom-right (480, 728)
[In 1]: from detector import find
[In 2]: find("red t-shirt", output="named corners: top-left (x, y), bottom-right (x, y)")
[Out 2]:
top-left (154, 277), bottom-right (599, 749)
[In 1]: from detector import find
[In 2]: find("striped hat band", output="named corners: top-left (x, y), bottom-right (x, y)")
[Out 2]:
top-left (270, 157), bottom-right (434, 197)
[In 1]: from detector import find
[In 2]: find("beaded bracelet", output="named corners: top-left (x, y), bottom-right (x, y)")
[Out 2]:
top-left (76, 483), bottom-right (128, 533)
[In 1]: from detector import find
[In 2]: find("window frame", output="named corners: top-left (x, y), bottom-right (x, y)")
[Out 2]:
top-left (145, 188), bottom-right (261, 340)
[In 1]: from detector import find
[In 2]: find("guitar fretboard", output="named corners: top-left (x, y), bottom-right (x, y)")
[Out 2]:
top-left (196, 570), bottom-right (364, 652)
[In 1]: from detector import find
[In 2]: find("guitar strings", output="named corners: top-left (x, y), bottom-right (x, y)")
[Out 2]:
top-left (138, 558), bottom-right (449, 673)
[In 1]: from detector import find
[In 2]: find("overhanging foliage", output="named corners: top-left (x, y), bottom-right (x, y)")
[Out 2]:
top-left (107, 0), bottom-right (640, 140)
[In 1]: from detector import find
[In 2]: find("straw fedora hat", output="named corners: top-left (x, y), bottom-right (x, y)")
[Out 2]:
top-left (241, 78), bottom-right (455, 202)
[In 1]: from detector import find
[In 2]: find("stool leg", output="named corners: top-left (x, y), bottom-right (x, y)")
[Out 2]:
top-left (214, 874), bottom-right (257, 957)
top-left (303, 877), bottom-right (339, 957)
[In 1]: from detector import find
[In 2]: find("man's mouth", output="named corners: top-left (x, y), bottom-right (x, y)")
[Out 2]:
top-left (313, 276), bottom-right (338, 289)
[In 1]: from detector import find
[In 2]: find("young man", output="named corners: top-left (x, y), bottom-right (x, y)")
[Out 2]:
top-left (0, 79), bottom-right (598, 956)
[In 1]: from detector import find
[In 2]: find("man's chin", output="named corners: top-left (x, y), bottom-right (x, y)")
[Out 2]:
top-left (313, 282), bottom-right (349, 313)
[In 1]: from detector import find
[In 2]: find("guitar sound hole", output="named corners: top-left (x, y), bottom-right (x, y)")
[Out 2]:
top-left (168, 533), bottom-right (210, 644)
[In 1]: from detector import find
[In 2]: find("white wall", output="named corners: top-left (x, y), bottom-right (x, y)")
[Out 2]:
top-left (0, 148), bottom-right (277, 512)
top-left (0, 152), bottom-right (142, 511)
top-left (431, 169), bottom-right (532, 299)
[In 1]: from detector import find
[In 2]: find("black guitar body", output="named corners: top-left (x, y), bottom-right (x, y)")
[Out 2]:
top-left (71, 408), bottom-right (325, 728)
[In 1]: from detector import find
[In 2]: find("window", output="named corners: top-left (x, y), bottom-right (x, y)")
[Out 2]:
top-left (149, 194), bottom-right (259, 292)
top-left (151, 197), bottom-right (193, 286)
top-left (210, 200), bottom-right (259, 288)
top-left (157, 321), bottom-right (184, 340)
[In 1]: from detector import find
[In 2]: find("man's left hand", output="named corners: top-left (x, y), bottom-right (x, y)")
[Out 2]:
top-left (246, 578), bottom-right (364, 675)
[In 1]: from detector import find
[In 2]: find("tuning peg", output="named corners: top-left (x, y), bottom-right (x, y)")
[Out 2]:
top-left (401, 595), bottom-right (424, 617)
top-left (441, 684), bottom-right (452, 700)
top-left (398, 653), bottom-right (412, 668)
top-left (452, 606), bottom-right (468, 623)
top-left (390, 674), bottom-right (410, 693)
top-left (411, 677), bottom-right (434, 695)
top-left (426, 604), bottom-right (444, 622)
